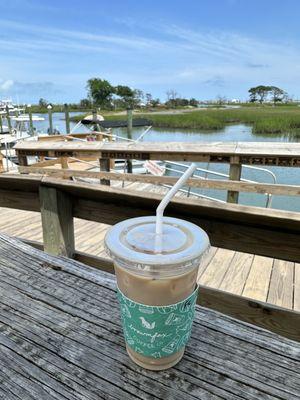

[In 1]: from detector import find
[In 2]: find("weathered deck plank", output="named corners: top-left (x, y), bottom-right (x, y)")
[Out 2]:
top-left (267, 260), bottom-right (295, 309)
top-left (242, 255), bottom-right (274, 302)
top-left (218, 252), bottom-right (254, 295)
top-left (0, 234), bottom-right (299, 400)
top-left (199, 248), bottom-right (234, 288)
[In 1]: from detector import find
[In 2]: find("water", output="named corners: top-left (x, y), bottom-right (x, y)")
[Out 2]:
top-left (34, 113), bottom-right (300, 212)
top-left (31, 112), bottom-right (90, 134)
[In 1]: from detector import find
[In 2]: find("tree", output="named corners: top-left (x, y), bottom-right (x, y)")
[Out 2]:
top-left (216, 95), bottom-right (227, 105)
top-left (115, 85), bottom-right (134, 99)
top-left (166, 90), bottom-right (180, 108)
top-left (248, 88), bottom-right (258, 103)
top-left (152, 98), bottom-right (161, 107)
top-left (114, 86), bottom-right (144, 108)
top-left (189, 98), bottom-right (199, 107)
top-left (145, 93), bottom-right (153, 106)
top-left (256, 85), bottom-right (271, 103)
top-left (86, 78), bottom-right (114, 107)
top-left (79, 98), bottom-right (91, 108)
top-left (38, 98), bottom-right (48, 108)
top-left (270, 86), bottom-right (286, 104)
top-left (166, 89), bottom-right (178, 102)
top-left (248, 85), bottom-right (272, 104)
top-left (132, 89), bottom-right (144, 107)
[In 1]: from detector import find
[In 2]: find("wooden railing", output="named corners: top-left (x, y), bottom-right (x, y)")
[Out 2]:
top-left (0, 173), bottom-right (299, 340)
top-left (15, 140), bottom-right (300, 204)
top-left (17, 167), bottom-right (300, 197)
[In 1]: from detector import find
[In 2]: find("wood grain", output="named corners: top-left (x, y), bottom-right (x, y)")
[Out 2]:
top-left (267, 260), bottom-right (294, 309)
top-left (219, 252), bottom-right (254, 295)
top-left (199, 248), bottom-right (234, 288)
top-left (16, 235), bottom-right (300, 341)
top-left (227, 161), bottom-right (242, 203)
top-left (0, 233), bottom-right (299, 400)
top-left (243, 256), bottom-right (274, 302)
top-left (14, 140), bottom-right (300, 166)
top-left (39, 186), bottom-right (75, 257)
top-left (18, 167), bottom-right (300, 196)
top-left (0, 174), bottom-right (299, 262)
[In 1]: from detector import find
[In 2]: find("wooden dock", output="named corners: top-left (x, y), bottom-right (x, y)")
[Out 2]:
top-left (1, 234), bottom-right (299, 400)
top-left (0, 206), bottom-right (298, 312)
top-left (1, 139), bottom-right (299, 340)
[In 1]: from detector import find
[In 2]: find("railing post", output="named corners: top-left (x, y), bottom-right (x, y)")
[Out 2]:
top-left (64, 103), bottom-right (71, 134)
top-left (227, 157), bottom-right (242, 203)
top-left (99, 157), bottom-right (110, 185)
top-left (126, 108), bottom-right (133, 173)
top-left (60, 156), bottom-right (70, 179)
top-left (18, 154), bottom-right (28, 167)
top-left (108, 129), bottom-right (115, 169)
top-left (39, 185), bottom-right (75, 257)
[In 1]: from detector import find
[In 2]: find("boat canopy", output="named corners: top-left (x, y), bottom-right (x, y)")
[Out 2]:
top-left (12, 115), bottom-right (45, 122)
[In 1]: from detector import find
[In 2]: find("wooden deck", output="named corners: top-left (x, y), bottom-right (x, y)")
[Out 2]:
top-left (1, 234), bottom-right (299, 399)
top-left (1, 205), bottom-right (299, 312)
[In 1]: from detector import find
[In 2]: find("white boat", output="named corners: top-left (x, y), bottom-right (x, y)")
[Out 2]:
top-left (0, 112), bottom-right (46, 168)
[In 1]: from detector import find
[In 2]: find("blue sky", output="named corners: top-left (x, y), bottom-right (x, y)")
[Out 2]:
top-left (1, 0), bottom-right (300, 103)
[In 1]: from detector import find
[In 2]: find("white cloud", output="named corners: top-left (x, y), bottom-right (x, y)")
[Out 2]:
top-left (0, 19), bottom-right (166, 52)
top-left (0, 80), bottom-right (14, 91)
top-left (1, 18), bottom-right (300, 99)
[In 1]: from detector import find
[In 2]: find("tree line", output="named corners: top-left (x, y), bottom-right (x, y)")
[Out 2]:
top-left (248, 85), bottom-right (288, 104)
top-left (36, 80), bottom-right (292, 111)
top-left (80, 78), bottom-right (159, 109)
top-left (79, 78), bottom-right (200, 109)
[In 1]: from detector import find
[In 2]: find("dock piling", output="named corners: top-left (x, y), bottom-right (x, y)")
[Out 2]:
top-left (27, 104), bottom-right (34, 136)
top-left (126, 108), bottom-right (133, 173)
top-left (47, 104), bottom-right (53, 135)
top-left (5, 106), bottom-right (12, 134)
top-left (64, 104), bottom-right (71, 134)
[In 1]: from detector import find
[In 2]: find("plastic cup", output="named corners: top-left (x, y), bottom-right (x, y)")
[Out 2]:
top-left (105, 216), bottom-right (210, 370)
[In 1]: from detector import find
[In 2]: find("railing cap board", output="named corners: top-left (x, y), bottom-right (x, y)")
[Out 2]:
top-left (40, 176), bottom-right (300, 227)
top-left (14, 140), bottom-right (300, 157)
top-left (14, 141), bottom-right (300, 165)
top-left (0, 174), bottom-right (42, 192)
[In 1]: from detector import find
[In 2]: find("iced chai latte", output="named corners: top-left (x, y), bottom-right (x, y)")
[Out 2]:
top-left (105, 216), bottom-right (210, 370)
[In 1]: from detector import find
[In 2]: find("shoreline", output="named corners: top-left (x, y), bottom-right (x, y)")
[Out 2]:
top-left (69, 106), bottom-right (300, 134)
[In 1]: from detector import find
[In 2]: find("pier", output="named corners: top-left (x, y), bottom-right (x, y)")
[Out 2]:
top-left (0, 138), bottom-right (299, 398)
top-left (0, 140), bottom-right (298, 338)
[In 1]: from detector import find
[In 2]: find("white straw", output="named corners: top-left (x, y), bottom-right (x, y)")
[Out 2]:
top-left (155, 163), bottom-right (197, 251)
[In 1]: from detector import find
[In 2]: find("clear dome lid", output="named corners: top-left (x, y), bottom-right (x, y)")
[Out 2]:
top-left (105, 216), bottom-right (210, 277)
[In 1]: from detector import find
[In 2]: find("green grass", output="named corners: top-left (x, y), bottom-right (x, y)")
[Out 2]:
top-left (70, 105), bottom-right (300, 134)
top-left (144, 107), bottom-right (300, 134)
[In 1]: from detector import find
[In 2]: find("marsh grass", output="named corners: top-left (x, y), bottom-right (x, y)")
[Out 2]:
top-left (70, 106), bottom-right (300, 134)
top-left (144, 107), bottom-right (300, 134)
